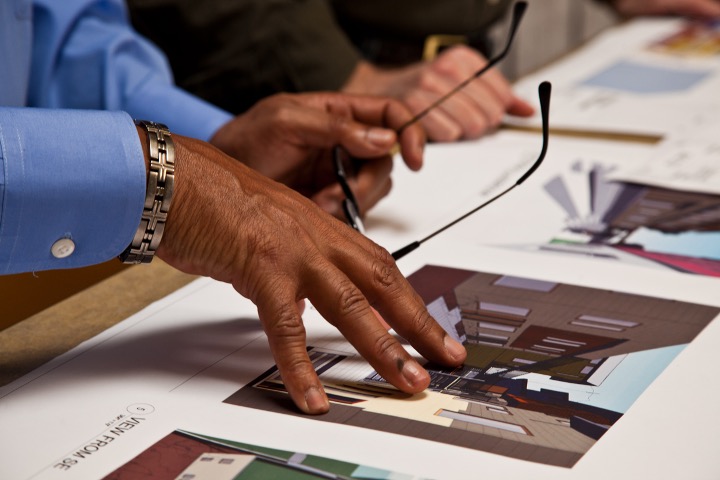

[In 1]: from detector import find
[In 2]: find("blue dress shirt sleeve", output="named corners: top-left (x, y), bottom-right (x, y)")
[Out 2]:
top-left (28, 0), bottom-right (233, 142)
top-left (0, 107), bottom-right (145, 274)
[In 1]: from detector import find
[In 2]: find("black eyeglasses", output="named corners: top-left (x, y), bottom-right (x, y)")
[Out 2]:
top-left (392, 81), bottom-right (550, 260)
top-left (335, 81), bottom-right (551, 261)
top-left (333, 1), bottom-right (551, 260)
top-left (334, 147), bottom-right (366, 235)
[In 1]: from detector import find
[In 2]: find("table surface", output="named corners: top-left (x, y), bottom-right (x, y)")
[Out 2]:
top-left (0, 259), bottom-right (196, 387)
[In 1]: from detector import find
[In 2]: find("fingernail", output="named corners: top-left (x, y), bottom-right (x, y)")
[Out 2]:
top-left (400, 358), bottom-right (428, 389)
top-left (366, 128), bottom-right (395, 147)
top-left (304, 387), bottom-right (329, 414)
top-left (444, 335), bottom-right (466, 363)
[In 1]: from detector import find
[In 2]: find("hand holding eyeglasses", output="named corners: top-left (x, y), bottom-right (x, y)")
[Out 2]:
top-left (342, 2), bottom-right (535, 142)
top-left (210, 92), bottom-right (427, 218)
top-left (343, 46), bottom-right (534, 142)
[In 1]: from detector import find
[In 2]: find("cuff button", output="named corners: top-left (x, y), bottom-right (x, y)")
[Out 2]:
top-left (51, 238), bottom-right (76, 259)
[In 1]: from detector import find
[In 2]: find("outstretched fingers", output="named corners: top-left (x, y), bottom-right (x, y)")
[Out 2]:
top-left (256, 281), bottom-right (331, 415)
top-left (323, 237), bottom-right (468, 371)
top-left (304, 259), bottom-right (432, 393)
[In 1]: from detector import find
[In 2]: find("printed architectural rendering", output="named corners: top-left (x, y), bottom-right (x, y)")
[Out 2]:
top-left (104, 430), bottom-right (409, 479)
top-left (225, 265), bottom-right (719, 467)
top-left (543, 164), bottom-right (720, 276)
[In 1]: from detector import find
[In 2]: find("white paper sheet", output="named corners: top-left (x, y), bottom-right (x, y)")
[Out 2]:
top-left (608, 136), bottom-right (720, 195)
top-left (508, 19), bottom-right (720, 137)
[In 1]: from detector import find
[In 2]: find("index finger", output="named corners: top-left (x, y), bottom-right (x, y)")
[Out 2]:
top-left (302, 92), bottom-right (427, 171)
top-left (323, 231), bottom-right (467, 367)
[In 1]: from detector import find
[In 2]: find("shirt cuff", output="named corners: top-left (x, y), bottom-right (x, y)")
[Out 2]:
top-left (0, 108), bottom-right (145, 273)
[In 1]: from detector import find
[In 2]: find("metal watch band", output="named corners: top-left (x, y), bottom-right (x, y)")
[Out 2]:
top-left (119, 120), bottom-right (175, 264)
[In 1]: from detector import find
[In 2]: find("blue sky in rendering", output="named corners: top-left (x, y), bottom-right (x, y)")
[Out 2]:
top-left (580, 60), bottom-right (710, 94)
top-left (519, 344), bottom-right (686, 413)
top-left (625, 228), bottom-right (720, 261)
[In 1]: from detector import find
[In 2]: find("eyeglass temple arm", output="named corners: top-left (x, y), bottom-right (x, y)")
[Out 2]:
top-left (391, 81), bottom-right (551, 261)
top-left (335, 148), bottom-right (358, 206)
top-left (517, 81), bottom-right (550, 185)
top-left (397, 1), bottom-right (528, 135)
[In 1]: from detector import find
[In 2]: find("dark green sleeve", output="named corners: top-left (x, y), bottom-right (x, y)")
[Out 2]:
top-left (128, 0), bottom-right (361, 114)
top-left (331, 0), bottom-right (511, 40)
